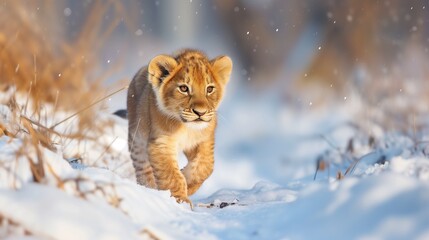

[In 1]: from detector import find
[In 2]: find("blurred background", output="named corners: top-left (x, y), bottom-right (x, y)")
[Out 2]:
top-left (1, 0), bottom-right (429, 193)
top-left (3, 0), bottom-right (429, 107)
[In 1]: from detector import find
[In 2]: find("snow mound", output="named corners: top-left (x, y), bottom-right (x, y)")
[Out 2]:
top-left (200, 181), bottom-right (297, 206)
top-left (288, 173), bottom-right (429, 240)
top-left (0, 184), bottom-right (139, 240)
top-left (2, 93), bottom-right (429, 239)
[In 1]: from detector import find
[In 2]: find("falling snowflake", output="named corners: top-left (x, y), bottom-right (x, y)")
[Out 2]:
top-left (135, 29), bottom-right (143, 36)
top-left (64, 8), bottom-right (71, 17)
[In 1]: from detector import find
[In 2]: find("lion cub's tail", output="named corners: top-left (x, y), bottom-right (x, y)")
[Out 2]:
top-left (113, 109), bottom-right (128, 119)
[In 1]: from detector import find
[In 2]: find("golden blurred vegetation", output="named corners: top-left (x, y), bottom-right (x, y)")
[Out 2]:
top-left (0, 0), bottom-right (135, 112)
top-left (216, 0), bottom-right (429, 89)
top-left (0, 1), bottom-right (137, 186)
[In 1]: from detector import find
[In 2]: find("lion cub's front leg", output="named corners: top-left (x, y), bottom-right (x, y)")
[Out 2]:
top-left (183, 139), bottom-right (215, 196)
top-left (148, 137), bottom-right (190, 204)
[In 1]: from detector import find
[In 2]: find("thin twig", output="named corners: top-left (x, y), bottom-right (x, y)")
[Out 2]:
top-left (91, 136), bottom-right (118, 166)
top-left (130, 117), bottom-right (141, 150)
top-left (33, 53), bottom-right (37, 86)
top-left (320, 134), bottom-right (341, 153)
top-left (344, 151), bottom-right (377, 176)
top-left (23, 81), bottom-right (33, 116)
top-left (20, 115), bottom-right (61, 136)
top-left (50, 86), bottom-right (128, 130)
top-left (141, 228), bottom-right (161, 240)
top-left (412, 113), bottom-right (417, 141)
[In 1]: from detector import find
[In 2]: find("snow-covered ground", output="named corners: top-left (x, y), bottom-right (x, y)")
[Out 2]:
top-left (1, 87), bottom-right (429, 240)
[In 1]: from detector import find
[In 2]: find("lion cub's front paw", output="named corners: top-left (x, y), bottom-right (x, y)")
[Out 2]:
top-left (173, 193), bottom-right (194, 210)
top-left (176, 197), bottom-right (194, 210)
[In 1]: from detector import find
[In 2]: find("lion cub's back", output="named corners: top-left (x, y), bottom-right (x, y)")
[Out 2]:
top-left (127, 66), bottom-right (151, 143)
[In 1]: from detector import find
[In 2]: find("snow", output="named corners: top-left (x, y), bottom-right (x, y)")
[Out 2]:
top-left (188, 174), bottom-right (429, 240)
top-left (1, 88), bottom-right (429, 239)
top-left (0, 184), bottom-right (139, 240)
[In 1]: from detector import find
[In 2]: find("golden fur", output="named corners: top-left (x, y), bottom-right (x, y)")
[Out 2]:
top-left (127, 49), bottom-right (232, 205)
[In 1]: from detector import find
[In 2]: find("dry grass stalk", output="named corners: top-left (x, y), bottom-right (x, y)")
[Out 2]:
top-left (21, 118), bottom-right (46, 182)
top-left (0, 0), bottom-right (131, 117)
top-left (0, 215), bottom-right (33, 237)
top-left (141, 228), bottom-right (162, 240)
top-left (0, 1), bottom-right (138, 196)
top-left (46, 162), bottom-right (65, 189)
top-left (313, 157), bottom-right (328, 181)
top-left (20, 116), bottom-right (56, 151)
top-left (0, 123), bottom-right (10, 137)
top-left (49, 85), bottom-right (128, 130)
top-left (336, 171), bottom-right (344, 180)
top-left (60, 176), bottom-right (125, 213)
top-left (92, 136), bottom-right (118, 167)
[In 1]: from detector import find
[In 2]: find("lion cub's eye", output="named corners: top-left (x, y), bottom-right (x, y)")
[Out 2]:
top-left (207, 86), bottom-right (214, 94)
top-left (179, 85), bottom-right (189, 93)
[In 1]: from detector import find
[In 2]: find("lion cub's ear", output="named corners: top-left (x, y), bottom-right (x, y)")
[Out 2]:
top-left (148, 55), bottom-right (178, 87)
top-left (210, 56), bottom-right (233, 85)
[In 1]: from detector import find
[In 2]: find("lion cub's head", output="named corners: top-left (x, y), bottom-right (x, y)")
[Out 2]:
top-left (147, 50), bottom-right (232, 129)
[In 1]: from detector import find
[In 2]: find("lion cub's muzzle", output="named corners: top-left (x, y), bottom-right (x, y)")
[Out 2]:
top-left (181, 108), bottom-right (214, 123)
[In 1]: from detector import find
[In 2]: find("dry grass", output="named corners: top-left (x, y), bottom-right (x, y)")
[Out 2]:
top-left (0, 0), bottom-right (136, 156)
top-left (0, 1), bottom-right (136, 189)
top-left (0, 0), bottom-right (134, 114)
top-left (0, 215), bottom-right (33, 237)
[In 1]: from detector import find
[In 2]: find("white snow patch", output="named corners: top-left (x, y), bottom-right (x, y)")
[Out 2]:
top-left (0, 184), bottom-right (139, 240)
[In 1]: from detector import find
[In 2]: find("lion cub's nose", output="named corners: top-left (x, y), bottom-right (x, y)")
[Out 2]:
top-left (192, 108), bottom-right (207, 117)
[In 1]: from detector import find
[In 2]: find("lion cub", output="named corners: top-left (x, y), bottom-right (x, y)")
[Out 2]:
top-left (127, 49), bottom-right (232, 205)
